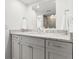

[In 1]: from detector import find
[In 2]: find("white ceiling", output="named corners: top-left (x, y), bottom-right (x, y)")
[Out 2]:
top-left (20, 0), bottom-right (55, 5)
top-left (20, 0), bottom-right (42, 5)
top-left (19, 0), bottom-right (56, 15)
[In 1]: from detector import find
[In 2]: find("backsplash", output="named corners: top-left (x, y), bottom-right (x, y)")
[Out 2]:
top-left (44, 29), bottom-right (68, 35)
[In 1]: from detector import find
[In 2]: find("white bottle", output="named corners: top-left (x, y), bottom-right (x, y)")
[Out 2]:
top-left (21, 17), bottom-right (28, 30)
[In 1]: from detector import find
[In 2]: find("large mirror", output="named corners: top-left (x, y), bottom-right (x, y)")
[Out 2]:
top-left (32, 0), bottom-right (56, 29)
top-left (32, 0), bottom-right (73, 33)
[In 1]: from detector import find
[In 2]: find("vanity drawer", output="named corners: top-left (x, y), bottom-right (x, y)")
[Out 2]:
top-left (46, 40), bottom-right (72, 54)
top-left (12, 35), bottom-right (20, 41)
top-left (21, 36), bottom-right (44, 46)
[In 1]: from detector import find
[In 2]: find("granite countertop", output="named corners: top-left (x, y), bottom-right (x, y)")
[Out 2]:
top-left (10, 30), bottom-right (72, 43)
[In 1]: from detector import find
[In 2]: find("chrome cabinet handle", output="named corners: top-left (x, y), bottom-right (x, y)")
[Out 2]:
top-left (48, 42), bottom-right (64, 48)
top-left (19, 42), bottom-right (33, 48)
top-left (53, 45), bottom-right (64, 48)
top-left (28, 45), bottom-right (33, 48)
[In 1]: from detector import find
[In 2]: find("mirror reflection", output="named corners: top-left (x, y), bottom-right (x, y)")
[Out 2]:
top-left (43, 15), bottom-right (56, 28)
top-left (32, 0), bottom-right (73, 33)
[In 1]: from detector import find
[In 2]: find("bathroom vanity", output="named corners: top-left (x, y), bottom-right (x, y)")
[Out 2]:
top-left (5, 0), bottom-right (73, 59)
top-left (11, 31), bottom-right (72, 59)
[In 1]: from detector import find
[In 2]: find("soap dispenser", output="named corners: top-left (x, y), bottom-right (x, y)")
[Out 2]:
top-left (21, 17), bottom-right (28, 31)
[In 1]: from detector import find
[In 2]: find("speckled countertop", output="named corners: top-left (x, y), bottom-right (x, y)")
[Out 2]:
top-left (10, 30), bottom-right (72, 43)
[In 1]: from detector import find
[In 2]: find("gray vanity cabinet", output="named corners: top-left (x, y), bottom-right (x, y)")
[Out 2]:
top-left (12, 35), bottom-right (44, 59)
top-left (12, 35), bottom-right (20, 59)
top-left (46, 50), bottom-right (72, 59)
top-left (46, 50), bottom-right (66, 59)
top-left (20, 36), bottom-right (44, 59)
top-left (46, 48), bottom-right (72, 59)
top-left (20, 42), bottom-right (44, 59)
top-left (12, 34), bottom-right (72, 59)
top-left (46, 40), bottom-right (72, 59)
top-left (20, 43), bottom-right (33, 59)
top-left (32, 46), bottom-right (44, 59)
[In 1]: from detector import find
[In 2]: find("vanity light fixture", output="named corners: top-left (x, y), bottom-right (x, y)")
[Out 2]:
top-left (50, 15), bottom-right (56, 19)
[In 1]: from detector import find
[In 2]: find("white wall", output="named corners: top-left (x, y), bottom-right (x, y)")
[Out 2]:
top-left (5, 0), bottom-right (37, 59)
top-left (5, 0), bottom-right (37, 30)
top-left (56, 0), bottom-right (73, 30)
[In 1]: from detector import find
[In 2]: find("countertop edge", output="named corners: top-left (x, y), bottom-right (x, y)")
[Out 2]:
top-left (10, 31), bottom-right (73, 43)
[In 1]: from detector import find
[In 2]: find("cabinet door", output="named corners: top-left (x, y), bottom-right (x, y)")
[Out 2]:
top-left (20, 42), bottom-right (44, 59)
top-left (12, 40), bottom-right (20, 59)
top-left (46, 49), bottom-right (72, 59)
top-left (20, 43), bottom-right (33, 59)
top-left (33, 46), bottom-right (44, 59)
top-left (46, 40), bottom-right (72, 59)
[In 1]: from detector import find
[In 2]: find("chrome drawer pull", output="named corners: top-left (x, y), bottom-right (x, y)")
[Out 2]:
top-left (53, 45), bottom-right (64, 48)
top-left (28, 45), bottom-right (33, 48)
